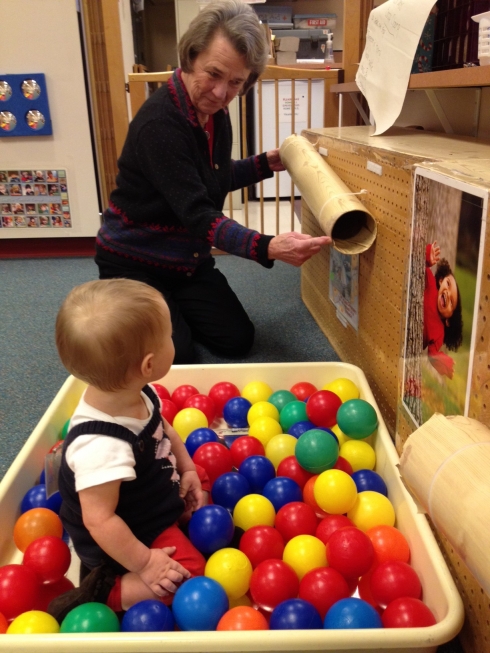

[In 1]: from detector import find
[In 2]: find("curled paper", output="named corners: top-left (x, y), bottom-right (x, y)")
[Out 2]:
top-left (280, 134), bottom-right (377, 254)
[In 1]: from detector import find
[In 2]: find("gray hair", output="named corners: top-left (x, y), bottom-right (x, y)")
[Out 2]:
top-left (178, 0), bottom-right (268, 94)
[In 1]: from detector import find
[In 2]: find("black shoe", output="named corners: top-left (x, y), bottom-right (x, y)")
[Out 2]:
top-left (48, 564), bottom-right (117, 624)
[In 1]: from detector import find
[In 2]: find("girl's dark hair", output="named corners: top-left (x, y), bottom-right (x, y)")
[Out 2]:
top-left (435, 258), bottom-right (463, 351)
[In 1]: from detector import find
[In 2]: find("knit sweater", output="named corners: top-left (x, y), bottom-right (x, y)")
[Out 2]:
top-left (96, 69), bottom-right (275, 276)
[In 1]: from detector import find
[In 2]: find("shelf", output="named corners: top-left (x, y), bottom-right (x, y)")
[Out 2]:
top-left (408, 66), bottom-right (490, 89)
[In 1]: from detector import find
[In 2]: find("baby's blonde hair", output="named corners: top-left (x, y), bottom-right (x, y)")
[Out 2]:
top-left (56, 279), bottom-right (171, 391)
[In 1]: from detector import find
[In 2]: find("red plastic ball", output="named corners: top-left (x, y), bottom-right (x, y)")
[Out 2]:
top-left (239, 525), bottom-right (285, 569)
top-left (23, 535), bottom-right (71, 583)
top-left (152, 383), bottom-right (171, 401)
top-left (171, 384), bottom-right (200, 410)
top-left (370, 561), bottom-right (422, 608)
top-left (35, 576), bottom-right (75, 612)
top-left (0, 611), bottom-right (7, 634)
top-left (0, 564), bottom-right (41, 620)
top-left (49, 438), bottom-right (64, 454)
top-left (382, 597), bottom-right (437, 628)
top-left (315, 514), bottom-right (354, 544)
top-left (299, 567), bottom-right (350, 619)
top-left (290, 382), bottom-right (317, 401)
top-left (275, 501), bottom-right (318, 543)
top-left (208, 382), bottom-right (241, 418)
top-left (358, 568), bottom-right (378, 607)
top-left (302, 476), bottom-right (329, 518)
top-left (192, 442), bottom-right (233, 486)
top-left (230, 436), bottom-right (265, 468)
top-left (333, 455), bottom-right (354, 475)
top-left (183, 394), bottom-right (216, 425)
top-left (305, 390), bottom-right (342, 428)
top-left (160, 398), bottom-right (178, 425)
top-left (277, 455), bottom-right (314, 490)
top-left (366, 525), bottom-right (411, 566)
top-left (326, 526), bottom-right (375, 579)
top-left (249, 559), bottom-right (299, 611)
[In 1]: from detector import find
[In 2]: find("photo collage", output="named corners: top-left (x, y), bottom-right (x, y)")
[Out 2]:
top-left (0, 169), bottom-right (71, 229)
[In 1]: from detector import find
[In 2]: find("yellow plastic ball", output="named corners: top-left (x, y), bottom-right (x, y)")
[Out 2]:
top-left (233, 494), bottom-right (276, 531)
top-left (283, 535), bottom-right (327, 580)
top-left (347, 491), bottom-right (395, 532)
top-left (7, 610), bottom-right (60, 634)
top-left (322, 378), bottom-right (360, 403)
top-left (265, 434), bottom-right (297, 469)
top-left (247, 401), bottom-right (280, 426)
top-left (340, 439), bottom-right (376, 472)
top-left (228, 593), bottom-right (253, 609)
top-left (172, 407), bottom-right (208, 441)
top-left (248, 416), bottom-right (283, 448)
top-left (205, 548), bottom-right (253, 600)
top-left (313, 469), bottom-right (358, 514)
top-left (241, 381), bottom-right (273, 405)
top-left (330, 424), bottom-right (350, 447)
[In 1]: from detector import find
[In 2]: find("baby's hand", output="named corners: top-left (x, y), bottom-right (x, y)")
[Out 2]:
top-left (429, 241), bottom-right (440, 266)
top-left (179, 470), bottom-right (204, 513)
top-left (138, 546), bottom-right (190, 597)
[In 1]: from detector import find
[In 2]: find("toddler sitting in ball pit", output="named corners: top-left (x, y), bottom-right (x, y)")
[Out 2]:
top-left (48, 279), bottom-right (209, 623)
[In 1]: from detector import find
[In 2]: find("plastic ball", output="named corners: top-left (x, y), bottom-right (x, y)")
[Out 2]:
top-left (382, 597), bottom-right (436, 628)
top-left (340, 440), bottom-right (376, 472)
top-left (299, 567), bottom-right (350, 620)
top-left (336, 399), bottom-right (378, 439)
top-left (270, 598), bottom-right (322, 630)
top-left (13, 508), bottom-right (63, 552)
top-left (247, 401), bottom-right (279, 425)
top-left (228, 594), bottom-right (253, 609)
top-left (262, 476), bottom-right (302, 512)
top-left (324, 597), bottom-right (383, 629)
top-left (233, 494), bottom-right (276, 531)
top-left (239, 525), bottom-right (285, 569)
top-left (277, 455), bottom-right (314, 490)
top-left (171, 384), bottom-right (199, 410)
top-left (369, 561), bottom-right (422, 608)
top-left (159, 398), bottom-right (178, 425)
top-left (172, 576), bottom-right (229, 631)
top-left (208, 381), bottom-right (240, 418)
top-left (211, 472), bottom-right (251, 512)
top-left (302, 475), bottom-right (329, 518)
top-left (275, 501), bottom-right (318, 543)
top-left (217, 605), bottom-right (269, 630)
top-left (366, 525), bottom-right (410, 565)
top-left (289, 381), bottom-right (317, 401)
top-left (61, 419), bottom-right (71, 440)
top-left (305, 390), bottom-right (342, 428)
top-left (352, 469), bottom-right (388, 496)
top-left (21, 484), bottom-right (63, 514)
top-left (23, 535), bottom-right (71, 583)
top-left (192, 442), bottom-right (233, 485)
top-left (0, 564), bottom-right (41, 620)
top-left (185, 427), bottom-right (219, 458)
top-left (248, 416), bottom-right (283, 448)
top-left (188, 505), bottom-right (235, 555)
top-left (326, 526), bottom-right (375, 578)
top-left (173, 407), bottom-right (208, 441)
top-left (322, 378), bottom-right (360, 403)
top-left (287, 420), bottom-right (315, 438)
top-left (183, 393), bottom-right (216, 425)
top-left (229, 436), bottom-right (265, 468)
top-left (315, 514), bottom-right (354, 545)
top-left (0, 612), bottom-right (7, 633)
top-left (35, 576), bottom-right (75, 612)
top-left (347, 491), bottom-right (396, 532)
top-left (249, 559), bottom-right (299, 611)
top-left (333, 455), bottom-right (354, 476)
top-left (238, 455), bottom-right (276, 493)
top-left (330, 423), bottom-right (349, 447)
top-left (241, 381), bottom-right (273, 405)
top-left (223, 396), bottom-right (252, 428)
top-left (267, 390), bottom-right (296, 413)
top-left (60, 602), bottom-right (120, 633)
top-left (7, 610), bottom-right (59, 634)
top-left (121, 599), bottom-right (175, 632)
top-left (313, 469), bottom-right (358, 515)
top-left (205, 548), bottom-right (253, 600)
top-left (282, 534), bottom-right (327, 580)
top-left (152, 383), bottom-right (170, 401)
top-left (295, 429), bottom-right (339, 474)
top-left (279, 401), bottom-right (308, 432)
top-left (265, 434), bottom-right (297, 470)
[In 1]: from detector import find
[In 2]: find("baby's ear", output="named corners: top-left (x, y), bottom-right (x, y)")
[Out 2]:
top-left (140, 352), bottom-right (154, 378)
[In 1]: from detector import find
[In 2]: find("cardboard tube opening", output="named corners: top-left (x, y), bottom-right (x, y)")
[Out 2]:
top-left (331, 210), bottom-right (377, 255)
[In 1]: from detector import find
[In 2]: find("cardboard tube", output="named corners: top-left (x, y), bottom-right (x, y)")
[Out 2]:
top-left (280, 134), bottom-right (377, 254)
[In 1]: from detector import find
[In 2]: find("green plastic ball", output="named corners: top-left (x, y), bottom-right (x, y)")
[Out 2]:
top-left (267, 389), bottom-right (296, 413)
top-left (295, 428), bottom-right (339, 474)
top-left (279, 401), bottom-right (308, 431)
top-left (336, 399), bottom-right (378, 439)
top-left (61, 419), bottom-right (71, 440)
top-left (60, 602), bottom-right (120, 633)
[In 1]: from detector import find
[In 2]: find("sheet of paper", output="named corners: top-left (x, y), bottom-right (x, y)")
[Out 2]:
top-left (356, 0), bottom-right (436, 135)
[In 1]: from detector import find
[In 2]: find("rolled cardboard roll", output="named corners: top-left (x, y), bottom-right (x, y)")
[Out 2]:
top-left (279, 134), bottom-right (377, 254)
top-left (399, 413), bottom-right (490, 595)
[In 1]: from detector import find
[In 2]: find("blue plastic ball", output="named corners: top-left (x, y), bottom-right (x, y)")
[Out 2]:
top-left (39, 469), bottom-right (46, 485)
top-left (173, 576), bottom-right (229, 631)
top-left (188, 504), bottom-right (235, 555)
top-left (238, 455), bottom-right (276, 493)
top-left (211, 472), bottom-right (251, 512)
top-left (287, 420), bottom-right (315, 438)
top-left (223, 397), bottom-right (252, 428)
top-left (21, 484), bottom-right (63, 514)
top-left (324, 598), bottom-right (383, 629)
top-left (185, 428), bottom-right (219, 458)
top-left (270, 599), bottom-right (323, 630)
top-left (262, 476), bottom-right (302, 512)
top-left (121, 599), bottom-right (175, 632)
top-left (351, 469), bottom-right (388, 496)
top-left (316, 427), bottom-right (339, 444)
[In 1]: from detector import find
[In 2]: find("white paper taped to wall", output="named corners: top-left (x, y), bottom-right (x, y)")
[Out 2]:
top-left (356, 0), bottom-right (436, 135)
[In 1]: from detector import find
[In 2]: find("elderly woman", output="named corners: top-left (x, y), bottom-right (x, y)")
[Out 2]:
top-left (95, 0), bottom-right (330, 363)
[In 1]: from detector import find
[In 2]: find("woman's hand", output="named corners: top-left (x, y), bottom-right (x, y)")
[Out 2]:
top-left (266, 148), bottom-right (286, 172)
top-left (268, 232), bottom-right (331, 266)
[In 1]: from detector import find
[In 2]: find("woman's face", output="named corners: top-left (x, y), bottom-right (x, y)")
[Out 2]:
top-left (437, 273), bottom-right (458, 320)
top-left (183, 34), bottom-right (250, 117)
